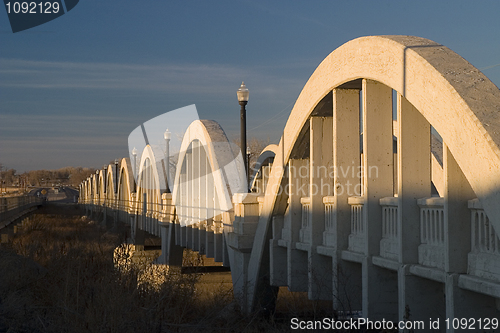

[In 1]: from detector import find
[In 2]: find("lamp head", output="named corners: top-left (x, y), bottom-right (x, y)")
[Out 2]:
top-left (237, 81), bottom-right (249, 102)
top-left (164, 128), bottom-right (171, 140)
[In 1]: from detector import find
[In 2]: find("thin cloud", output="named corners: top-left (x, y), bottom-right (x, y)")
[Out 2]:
top-left (0, 114), bottom-right (133, 136)
top-left (0, 58), bottom-right (303, 94)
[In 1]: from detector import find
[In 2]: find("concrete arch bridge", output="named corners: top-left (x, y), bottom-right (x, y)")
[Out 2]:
top-left (80, 36), bottom-right (500, 327)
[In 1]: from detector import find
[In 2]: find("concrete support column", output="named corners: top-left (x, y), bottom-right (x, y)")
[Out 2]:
top-left (308, 116), bottom-right (333, 300)
top-left (213, 183), bottom-right (223, 262)
top-left (89, 193), bottom-right (93, 217)
top-left (192, 141), bottom-right (200, 251)
top-left (332, 88), bottom-right (363, 311)
top-left (113, 196), bottom-right (118, 229)
top-left (222, 211), bottom-right (231, 267)
top-left (396, 93), bottom-right (432, 322)
top-left (129, 192), bottom-right (136, 225)
top-left (444, 143), bottom-right (474, 274)
top-left (177, 158), bottom-right (187, 246)
top-left (184, 148), bottom-right (192, 248)
top-left (186, 145), bottom-right (194, 249)
top-left (131, 215), bottom-right (144, 247)
top-left (446, 274), bottom-right (499, 331)
top-left (159, 193), bottom-right (180, 265)
top-left (159, 194), bottom-right (170, 265)
top-left (129, 193), bottom-right (143, 245)
top-left (269, 214), bottom-right (287, 286)
top-left (398, 265), bottom-right (445, 325)
top-left (362, 79), bottom-right (398, 320)
top-left (397, 93), bottom-right (431, 263)
top-left (102, 202), bottom-right (107, 227)
top-left (137, 192), bottom-right (146, 244)
top-left (443, 143), bottom-right (476, 323)
top-left (227, 192), bottom-right (261, 312)
top-left (287, 159), bottom-right (309, 291)
top-left (205, 164), bottom-right (215, 258)
top-left (198, 149), bottom-right (208, 255)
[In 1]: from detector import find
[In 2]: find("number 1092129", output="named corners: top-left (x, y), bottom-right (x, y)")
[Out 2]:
top-left (5, 2), bottom-right (60, 14)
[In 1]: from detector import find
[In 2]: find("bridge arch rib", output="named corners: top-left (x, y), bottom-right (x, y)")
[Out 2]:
top-left (91, 173), bottom-right (98, 207)
top-left (245, 35), bottom-right (500, 318)
top-left (279, 35), bottom-right (500, 224)
top-left (249, 144), bottom-right (278, 195)
top-left (105, 164), bottom-right (117, 206)
top-left (134, 145), bottom-right (166, 237)
top-left (116, 158), bottom-right (135, 223)
top-left (164, 119), bottom-right (246, 267)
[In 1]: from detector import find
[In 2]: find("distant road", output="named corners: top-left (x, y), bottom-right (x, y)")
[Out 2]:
top-left (60, 187), bottom-right (79, 203)
top-left (28, 187), bottom-right (79, 203)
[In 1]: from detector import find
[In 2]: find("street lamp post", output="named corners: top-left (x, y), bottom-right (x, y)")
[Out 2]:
top-left (103, 165), bottom-right (107, 194)
top-left (164, 129), bottom-right (171, 193)
top-left (237, 82), bottom-right (249, 189)
top-left (132, 147), bottom-right (138, 179)
top-left (114, 159), bottom-right (119, 194)
top-left (246, 146), bottom-right (251, 189)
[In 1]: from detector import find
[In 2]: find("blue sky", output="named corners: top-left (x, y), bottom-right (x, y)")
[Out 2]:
top-left (1, 1), bottom-right (500, 172)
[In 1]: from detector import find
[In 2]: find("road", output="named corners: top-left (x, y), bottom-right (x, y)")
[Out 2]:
top-left (28, 187), bottom-right (79, 203)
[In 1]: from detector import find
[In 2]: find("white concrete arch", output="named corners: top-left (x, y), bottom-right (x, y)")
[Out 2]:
top-left (97, 169), bottom-right (106, 206)
top-left (249, 144), bottom-right (278, 194)
top-left (117, 158), bottom-right (134, 207)
top-left (91, 173), bottom-right (98, 205)
top-left (86, 177), bottom-right (92, 207)
top-left (279, 35), bottom-right (500, 228)
top-left (80, 180), bottom-right (89, 204)
top-left (171, 119), bottom-right (246, 225)
top-left (105, 164), bottom-right (117, 203)
top-left (168, 119), bottom-right (246, 265)
top-left (86, 176), bottom-right (93, 204)
top-left (136, 145), bottom-right (166, 215)
top-left (246, 35), bottom-right (500, 312)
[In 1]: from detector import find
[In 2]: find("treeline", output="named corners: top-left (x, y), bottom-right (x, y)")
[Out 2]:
top-left (0, 165), bottom-right (96, 187)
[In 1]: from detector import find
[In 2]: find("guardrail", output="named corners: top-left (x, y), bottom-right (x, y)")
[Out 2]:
top-left (299, 197), bottom-right (311, 244)
top-left (0, 195), bottom-right (42, 229)
top-left (417, 197), bottom-right (445, 269)
top-left (347, 196), bottom-right (364, 253)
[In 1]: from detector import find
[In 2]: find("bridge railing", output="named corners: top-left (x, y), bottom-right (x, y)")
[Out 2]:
top-left (379, 196), bottom-right (399, 261)
top-left (0, 195), bottom-right (42, 229)
top-left (347, 196), bottom-right (364, 254)
top-left (299, 197), bottom-right (311, 244)
top-left (82, 194), bottom-right (228, 258)
top-left (82, 196), bottom-right (171, 238)
top-left (470, 199), bottom-right (499, 255)
top-left (468, 198), bottom-right (500, 282)
top-left (322, 196), bottom-right (335, 247)
top-left (417, 197), bottom-right (445, 270)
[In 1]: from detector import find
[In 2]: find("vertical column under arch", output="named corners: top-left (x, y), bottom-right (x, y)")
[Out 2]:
top-left (396, 92), bottom-right (436, 324)
top-left (198, 145), bottom-right (208, 254)
top-left (308, 116), bottom-right (333, 300)
top-left (205, 155), bottom-right (215, 258)
top-left (361, 79), bottom-right (398, 320)
top-left (332, 88), bottom-right (363, 311)
top-left (192, 140), bottom-right (200, 251)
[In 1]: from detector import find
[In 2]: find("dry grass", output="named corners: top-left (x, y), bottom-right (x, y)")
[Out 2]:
top-left (0, 210), bottom-right (338, 333)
